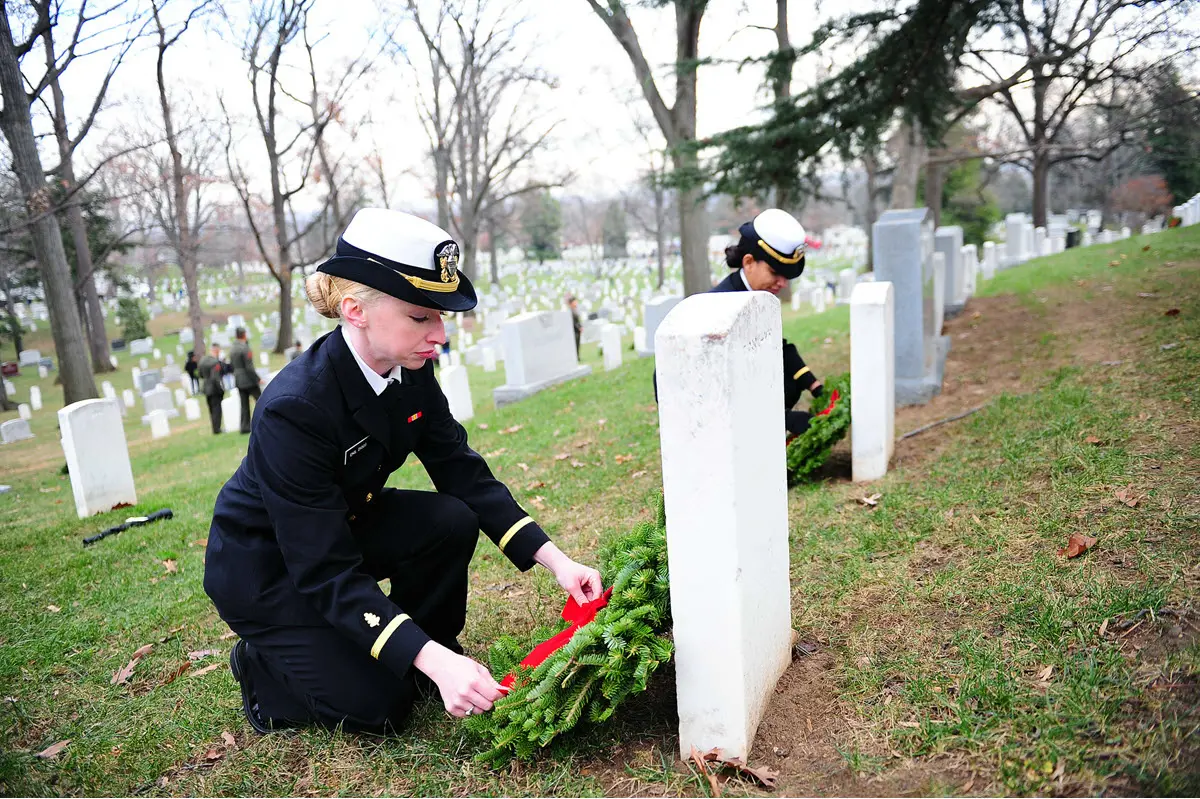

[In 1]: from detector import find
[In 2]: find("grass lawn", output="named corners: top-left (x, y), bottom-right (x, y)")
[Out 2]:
top-left (0, 228), bottom-right (1197, 796)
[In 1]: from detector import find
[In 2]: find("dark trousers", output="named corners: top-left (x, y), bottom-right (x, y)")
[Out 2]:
top-left (238, 384), bottom-right (261, 433)
top-left (206, 393), bottom-right (223, 434)
top-left (228, 489), bottom-right (480, 733)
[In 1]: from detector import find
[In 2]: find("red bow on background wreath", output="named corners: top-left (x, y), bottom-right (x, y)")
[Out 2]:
top-left (499, 587), bottom-right (614, 691)
top-left (815, 388), bottom-right (841, 417)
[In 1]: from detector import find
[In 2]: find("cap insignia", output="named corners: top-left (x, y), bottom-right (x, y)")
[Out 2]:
top-left (435, 241), bottom-right (459, 284)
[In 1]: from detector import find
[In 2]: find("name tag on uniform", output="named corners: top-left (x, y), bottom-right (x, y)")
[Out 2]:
top-left (344, 436), bottom-right (370, 464)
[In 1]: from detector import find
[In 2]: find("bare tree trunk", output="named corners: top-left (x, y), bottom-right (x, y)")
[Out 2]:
top-left (771, 0), bottom-right (792, 212)
top-left (152, 1), bottom-right (206, 355)
top-left (487, 214), bottom-right (500, 285)
top-left (0, 9), bottom-right (96, 404)
top-left (890, 118), bottom-right (924, 209)
top-left (435, 145), bottom-right (452, 231)
top-left (1031, 151), bottom-right (1050, 227)
top-left (926, 160), bottom-right (944, 228)
top-left (1, 268), bottom-right (24, 356)
top-left (653, 171), bottom-right (665, 289)
top-left (864, 150), bottom-right (879, 269)
top-left (0, 370), bottom-right (12, 411)
top-left (43, 34), bottom-right (113, 374)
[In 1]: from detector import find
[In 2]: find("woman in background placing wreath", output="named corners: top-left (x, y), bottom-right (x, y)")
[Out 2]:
top-left (204, 208), bottom-right (602, 735)
top-left (714, 209), bottom-right (825, 436)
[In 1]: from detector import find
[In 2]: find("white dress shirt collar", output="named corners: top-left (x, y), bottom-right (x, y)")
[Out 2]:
top-left (343, 327), bottom-right (402, 395)
top-left (736, 269), bottom-right (752, 291)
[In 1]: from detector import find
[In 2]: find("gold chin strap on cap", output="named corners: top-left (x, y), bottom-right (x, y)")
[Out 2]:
top-left (367, 257), bottom-right (460, 293)
top-left (759, 239), bottom-right (803, 265)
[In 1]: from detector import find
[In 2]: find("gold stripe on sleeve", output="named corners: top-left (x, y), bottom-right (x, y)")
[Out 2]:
top-left (370, 613), bottom-right (410, 660)
top-left (793, 366), bottom-right (811, 381)
top-left (498, 516), bottom-right (535, 553)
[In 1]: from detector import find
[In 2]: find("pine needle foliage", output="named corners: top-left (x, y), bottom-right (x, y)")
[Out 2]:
top-left (465, 494), bottom-right (674, 765)
top-left (786, 372), bottom-right (851, 484)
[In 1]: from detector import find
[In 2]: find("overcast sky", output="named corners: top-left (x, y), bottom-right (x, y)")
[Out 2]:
top-left (41, 0), bottom-right (850, 217)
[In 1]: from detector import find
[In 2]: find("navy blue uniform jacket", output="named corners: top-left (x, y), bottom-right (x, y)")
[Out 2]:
top-left (710, 272), bottom-right (812, 409)
top-left (204, 326), bottom-right (549, 678)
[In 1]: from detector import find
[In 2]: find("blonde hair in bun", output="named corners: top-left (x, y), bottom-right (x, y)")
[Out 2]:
top-left (304, 272), bottom-right (385, 319)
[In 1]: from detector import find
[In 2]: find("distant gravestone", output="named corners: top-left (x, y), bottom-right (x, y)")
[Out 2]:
top-left (37, 365), bottom-right (48, 379)
top-left (136, 370), bottom-right (161, 394)
top-left (934, 226), bottom-right (965, 316)
top-left (636, 296), bottom-right (682, 357)
top-left (439, 364), bottom-right (474, 422)
top-left (981, 241), bottom-right (997, 280)
top-left (962, 244), bottom-right (978, 299)
top-left (140, 386), bottom-right (178, 424)
top-left (481, 346), bottom-right (497, 373)
top-left (1005, 214), bottom-right (1028, 264)
top-left (493, 311), bottom-right (592, 407)
top-left (165, 353), bottom-right (175, 366)
top-left (153, 348), bottom-right (162, 360)
top-left (18, 349), bottom-right (40, 367)
top-left (18, 403), bottom-right (31, 420)
top-left (179, 328), bottom-right (194, 345)
top-left (655, 290), bottom-right (791, 761)
top-left (221, 395), bottom-right (240, 433)
top-left (4, 378), bottom-right (15, 395)
top-left (58, 398), bottom-right (136, 517)
top-left (1034, 226), bottom-right (1048, 257)
top-left (130, 338), bottom-right (153, 356)
top-left (148, 409), bottom-right (171, 439)
top-left (122, 389), bottom-right (135, 408)
top-left (1, 418), bottom-right (34, 444)
top-left (110, 338), bottom-right (125, 351)
top-left (260, 330), bottom-right (278, 350)
top-left (259, 351), bottom-right (269, 367)
top-left (850, 282), bottom-right (895, 482)
top-left (161, 365), bottom-right (182, 384)
top-left (174, 388), bottom-right (187, 407)
top-left (29, 386), bottom-right (41, 411)
top-left (601, 324), bottom-right (623, 371)
top-left (837, 268), bottom-right (857, 302)
top-left (184, 397), bottom-right (202, 421)
top-left (872, 208), bottom-right (949, 406)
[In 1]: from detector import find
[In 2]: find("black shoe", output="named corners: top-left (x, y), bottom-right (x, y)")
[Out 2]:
top-left (229, 640), bottom-right (272, 735)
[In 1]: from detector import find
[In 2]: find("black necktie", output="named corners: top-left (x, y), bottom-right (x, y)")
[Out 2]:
top-left (381, 378), bottom-right (403, 407)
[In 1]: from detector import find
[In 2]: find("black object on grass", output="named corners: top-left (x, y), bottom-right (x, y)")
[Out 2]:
top-left (83, 508), bottom-right (174, 546)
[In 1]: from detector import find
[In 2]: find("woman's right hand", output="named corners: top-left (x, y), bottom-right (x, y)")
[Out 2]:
top-left (413, 641), bottom-right (504, 718)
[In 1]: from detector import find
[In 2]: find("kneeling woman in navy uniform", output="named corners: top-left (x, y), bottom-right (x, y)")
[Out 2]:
top-left (714, 209), bottom-right (825, 436)
top-left (205, 208), bottom-right (602, 734)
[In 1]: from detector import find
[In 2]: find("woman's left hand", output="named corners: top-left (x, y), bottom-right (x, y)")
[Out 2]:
top-left (534, 542), bottom-right (603, 605)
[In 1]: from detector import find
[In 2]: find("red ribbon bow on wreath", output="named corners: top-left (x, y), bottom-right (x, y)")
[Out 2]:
top-left (814, 388), bottom-right (841, 417)
top-left (499, 586), bottom-right (614, 691)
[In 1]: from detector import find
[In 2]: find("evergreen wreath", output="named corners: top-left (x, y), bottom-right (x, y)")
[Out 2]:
top-left (465, 495), bottom-right (673, 765)
top-left (786, 372), bottom-right (851, 484)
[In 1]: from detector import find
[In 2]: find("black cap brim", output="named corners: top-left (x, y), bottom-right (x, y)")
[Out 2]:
top-left (317, 254), bottom-right (477, 312)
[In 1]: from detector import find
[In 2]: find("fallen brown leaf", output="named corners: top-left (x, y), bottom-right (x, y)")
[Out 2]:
top-left (189, 663), bottom-right (222, 679)
top-left (529, 496), bottom-right (546, 510)
top-left (516, 462), bottom-right (529, 472)
top-left (553, 452), bottom-right (569, 461)
top-left (203, 748), bottom-right (223, 762)
top-left (221, 731), bottom-right (236, 748)
top-left (111, 643), bottom-right (154, 685)
top-left (187, 649), bottom-right (220, 661)
top-left (162, 661), bottom-right (191, 686)
top-left (631, 470), bottom-right (647, 478)
top-left (476, 423), bottom-right (488, 430)
top-left (35, 739), bottom-right (70, 760)
top-left (162, 559), bottom-right (177, 574)
top-left (1164, 308), bottom-right (1180, 317)
top-left (1137, 292), bottom-right (1157, 298)
top-left (46, 604), bottom-right (61, 613)
top-left (713, 754), bottom-right (779, 789)
top-left (1142, 244), bottom-right (1152, 252)
top-left (526, 480), bottom-right (545, 490)
top-left (1114, 486), bottom-right (1142, 507)
top-left (597, 418), bottom-right (606, 426)
top-left (570, 460), bottom-right (584, 468)
top-left (690, 746), bottom-right (721, 797)
top-left (855, 493), bottom-right (882, 507)
top-left (1099, 618), bottom-right (1109, 637)
top-left (1035, 664), bottom-right (1054, 683)
top-left (574, 439), bottom-right (593, 449)
top-left (615, 454), bottom-right (634, 464)
top-left (499, 424), bottom-right (523, 435)
top-left (1057, 533), bottom-right (1097, 559)
top-left (1083, 435), bottom-right (1102, 445)
top-left (219, 630), bottom-right (238, 641)
top-left (189, 538), bottom-right (208, 548)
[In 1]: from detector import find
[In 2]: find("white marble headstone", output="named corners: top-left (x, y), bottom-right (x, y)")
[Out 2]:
top-left (58, 398), bottom-right (135, 517)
